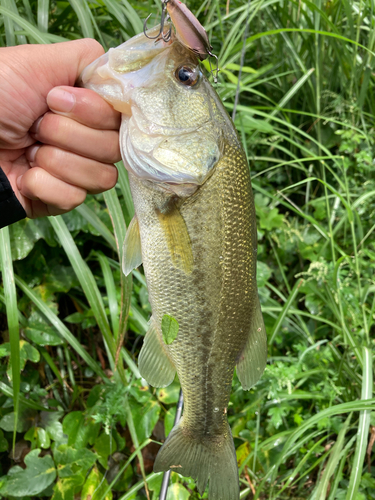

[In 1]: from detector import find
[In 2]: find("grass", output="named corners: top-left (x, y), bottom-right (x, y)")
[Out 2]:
top-left (0, 0), bottom-right (375, 499)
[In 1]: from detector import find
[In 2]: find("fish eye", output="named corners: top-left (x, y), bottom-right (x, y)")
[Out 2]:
top-left (175, 66), bottom-right (200, 87)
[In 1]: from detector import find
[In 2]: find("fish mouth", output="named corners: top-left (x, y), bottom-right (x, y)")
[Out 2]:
top-left (79, 24), bottom-right (175, 113)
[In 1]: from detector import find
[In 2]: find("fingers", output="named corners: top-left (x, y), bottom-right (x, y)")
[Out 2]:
top-left (30, 111), bottom-right (121, 164)
top-left (17, 166), bottom-right (87, 217)
top-left (47, 87), bottom-right (121, 130)
top-left (25, 144), bottom-right (118, 194)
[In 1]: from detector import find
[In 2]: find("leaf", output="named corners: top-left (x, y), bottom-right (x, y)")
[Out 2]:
top-left (8, 219), bottom-right (46, 261)
top-left (161, 315), bottom-right (179, 345)
top-left (257, 261), bottom-right (272, 287)
top-left (166, 483), bottom-right (190, 500)
top-left (62, 412), bottom-right (100, 449)
top-left (164, 407), bottom-right (176, 437)
top-left (40, 411), bottom-right (66, 444)
top-left (157, 381), bottom-right (181, 404)
top-left (52, 474), bottom-right (85, 500)
top-left (54, 445), bottom-right (97, 478)
top-left (24, 427), bottom-right (51, 449)
top-left (25, 324), bottom-right (64, 346)
top-left (132, 399), bottom-right (160, 443)
top-left (2, 448), bottom-right (56, 497)
top-left (259, 207), bottom-right (284, 231)
top-left (236, 442), bottom-right (251, 467)
top-left (81, 466), bottom-right (112, 500)
top-left (0, 409), bottom-right (37, 433)
top-left (94, 432), bottom-right (117, 469)
top-left (0, 429), bottom-right (8, 453)
top-left (0, 341), bottom-right (40, 381)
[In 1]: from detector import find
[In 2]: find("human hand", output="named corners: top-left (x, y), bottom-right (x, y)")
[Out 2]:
top-left (0, 39), bottom-right (121, 218)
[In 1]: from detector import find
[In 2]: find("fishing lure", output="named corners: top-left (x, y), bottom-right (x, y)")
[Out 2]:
top-left (144, 0), bottom-right (219, 82)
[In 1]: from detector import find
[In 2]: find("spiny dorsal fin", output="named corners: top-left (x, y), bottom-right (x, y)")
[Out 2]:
top-left (157, 204), bottom-right (194, 275)
top-left (236, 294), bottom-right (267, 390)
top-left (122, 215), bottom-right (142, 276)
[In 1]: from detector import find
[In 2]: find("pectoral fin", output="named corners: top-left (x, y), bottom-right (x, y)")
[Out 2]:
top-left (236, 295), bottom-right (267, 390)
top-left (138, 317), bottom-right (176, 388)
top-left (122, 216), bottom-right (142, 276)
top-left (157, 205), bottom-right (193, 274)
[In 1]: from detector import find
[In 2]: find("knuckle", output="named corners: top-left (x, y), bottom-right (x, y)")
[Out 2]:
top-left (37, 112), bottom-right (63, 142)
top-left (80, 38), bottom-right (104, 57)
top-left (60, 187), bottom-right (86, 212)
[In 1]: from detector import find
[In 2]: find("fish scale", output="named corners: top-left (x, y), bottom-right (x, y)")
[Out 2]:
top-left (80, 25), bottom-right (267, 499)
top-left (130, 140), bottom-right (255, 434)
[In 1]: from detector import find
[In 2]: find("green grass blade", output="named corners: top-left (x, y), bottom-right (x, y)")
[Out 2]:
top-left (104, 187), bottom-right (132, 362)
top-left (48, 216), bottom-right (120, 374)
top-left (315, 414), bottom-right (352, 499)
top-left (120, 0), bottom-right (143, 34)
top-left (68, 0), bottom-right (93, 38)
top-left (117, 472), bottom-right (161, 500)
top-left (269, 279), bottom-right (304, 344)
top-left (121, 348), bottom-right (140, 379)
top-left (97, 439), bottom-right (151, 500)
top-left (37, 0), bottom-right (49, 32)
top-left (1, 0), bottom-right (15, 45)
top-left (75, 204), bottom-right (117, 252)
top-left (124, 396), bottom-right (149, 498)
top-left (117, 163), bottom-right (135, 220)
top-left (104, 188), bottom-right (126, 259)
top-left (96, 251), bottom-right (119, 338)
top-left (0, 227), bottom-right (20, 449)
top-left (0, 381), bottom-right (48, 411)
top-left (345, 347), bottom-right (373, 500)
top-left (0, 5), bottom-right (48, 42)
top-left (14, 274), bottom-right (106, 380)
top-left (254, 399), bottom-right (375, 499)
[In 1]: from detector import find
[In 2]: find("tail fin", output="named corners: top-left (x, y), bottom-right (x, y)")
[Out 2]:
top-left (154, 418), bottom-right (239, 500)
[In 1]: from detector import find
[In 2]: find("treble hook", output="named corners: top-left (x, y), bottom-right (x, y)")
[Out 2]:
top-left (207, 52), bottom-right (220, 84)
top-left (144, 0), bottom-right (172, 42)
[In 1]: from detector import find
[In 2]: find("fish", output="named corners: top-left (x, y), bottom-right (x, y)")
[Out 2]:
top-left (80, 21), bottom-right (267, 500)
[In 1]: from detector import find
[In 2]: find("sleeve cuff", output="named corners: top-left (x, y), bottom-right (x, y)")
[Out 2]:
top-left (0, 166), bottom-right (27, 229)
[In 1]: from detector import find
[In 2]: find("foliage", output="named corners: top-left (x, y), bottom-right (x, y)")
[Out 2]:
top-left (1, 0), bottom-right (375, 499)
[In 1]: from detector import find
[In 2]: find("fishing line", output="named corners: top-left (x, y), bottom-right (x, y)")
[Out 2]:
top-left (159, 389), bottom-right (184, 500)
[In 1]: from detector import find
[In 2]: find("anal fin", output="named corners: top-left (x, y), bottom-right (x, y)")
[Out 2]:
top-left (237, 294), bottom-right (267, 390)
top-left (138, 317), bottom-right (176, 388)
top-left (122, 215), bottom-right (142, 276)
top-left (157, 204), bottom-right (193, 275)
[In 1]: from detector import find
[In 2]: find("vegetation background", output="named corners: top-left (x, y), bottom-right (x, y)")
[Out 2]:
top-left (0, 0), bottom-right (375, 499)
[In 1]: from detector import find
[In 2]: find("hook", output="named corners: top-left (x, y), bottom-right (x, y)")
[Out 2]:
top-left (208, 51), bottom-right (220, 84)
top-left (144, 0), bottom-right (172, 42)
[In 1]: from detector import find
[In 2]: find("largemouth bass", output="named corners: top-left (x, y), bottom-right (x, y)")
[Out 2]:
top-left (81, 24), bottom-right (267, 500)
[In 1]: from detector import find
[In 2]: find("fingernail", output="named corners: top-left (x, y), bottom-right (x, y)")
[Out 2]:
top-left (26, 144), bottom-right (40, 163)
top-left (16, 175), bottom-right (23, 191)
top-left (47, 87), bottom-right (76, 113)
top-left (30, 116), bottom-right (43, 135)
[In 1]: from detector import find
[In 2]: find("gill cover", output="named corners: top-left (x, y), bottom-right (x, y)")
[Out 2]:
top-left (80, 25), bottom-right (222, 195)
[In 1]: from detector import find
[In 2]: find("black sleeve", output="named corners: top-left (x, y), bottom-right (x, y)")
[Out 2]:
top-left (0, 166), bottom-right (27, 229)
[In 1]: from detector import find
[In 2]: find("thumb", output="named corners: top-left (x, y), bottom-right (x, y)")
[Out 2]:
top-left (0, 39), bottom-right (105, 148)
top-left (27, 38), bottom-right (105, 91)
